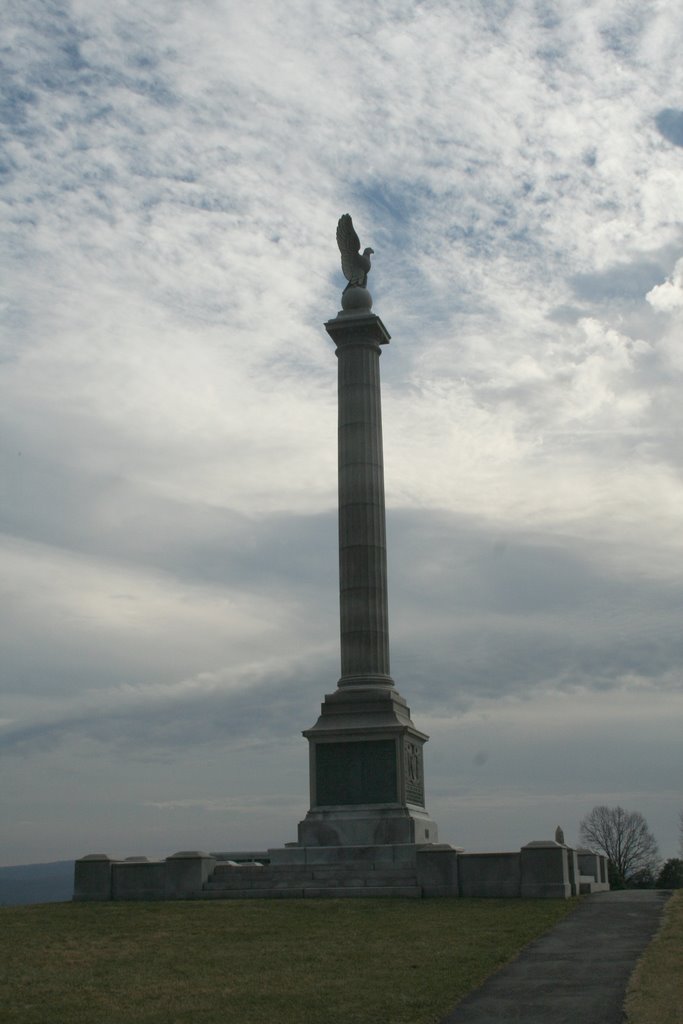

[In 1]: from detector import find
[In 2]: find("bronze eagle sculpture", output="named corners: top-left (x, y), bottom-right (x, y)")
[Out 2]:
top-left (336, 214), bottom-right (374, 292)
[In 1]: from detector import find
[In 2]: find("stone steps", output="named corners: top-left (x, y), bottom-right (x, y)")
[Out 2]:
top-left (196, 885), bottom-right (423, 899)
top-left (203, 881), bottom-right (417, 891)
top-left (208, 865), bottom-right (416, 884)
top-left (198, 858), bottom-right (422, 899)
top-left (204, 875), bottom-right (417, 891)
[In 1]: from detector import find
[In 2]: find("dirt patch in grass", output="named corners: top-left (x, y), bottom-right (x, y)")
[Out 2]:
top-left (624, 891), bottom-right (683, 1024)
top-left (0, 898), bottom-right (575, 1024)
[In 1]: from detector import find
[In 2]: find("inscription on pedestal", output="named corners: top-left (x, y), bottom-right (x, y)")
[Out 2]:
top-left (404, 738), bottom-right (425, 806)
top-left (315, 740), bottom-right (397, 806)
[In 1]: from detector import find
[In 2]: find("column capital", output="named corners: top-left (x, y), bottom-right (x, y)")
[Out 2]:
top-left (324, 311), bottom-right (391, 349)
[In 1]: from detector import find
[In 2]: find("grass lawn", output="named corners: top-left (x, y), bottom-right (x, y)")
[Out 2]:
top-left (624, 891), bottom-right (683, 1024)
top-left (0, 897), bottom-right (575, 1024)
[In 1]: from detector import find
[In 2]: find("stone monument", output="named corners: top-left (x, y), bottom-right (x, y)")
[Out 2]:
top-left (297, 214), bottom-right (438, 847)
top-left (73, 216), bottom-right (610, 900)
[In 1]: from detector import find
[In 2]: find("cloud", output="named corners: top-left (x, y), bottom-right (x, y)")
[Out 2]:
top-left (388, 510), bottom-right (683, 712)
top-left (571, 260), bottom-right (667, 304)
top-left (646, 257), bottom-right (683, 312)
top-left (3, 507), bottom-right (681, 763)
top-left (0, 662), bottom-right (324, 758)
top-left (2, 0), bottom-right (683, 863)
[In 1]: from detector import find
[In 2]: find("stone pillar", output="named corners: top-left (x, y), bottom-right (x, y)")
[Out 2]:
top-left (520, 841), bottom-right (571, 899)
top-left (566, 846), bottom-right (580, 896)
top-left (328, 310), bottom-right (392, 687)
top-left (73, 854), bottom-right (117, 901)
top-left (298, 288), bottom-right (438, 848)
top-left (165, 851), bottom-right (216, 898)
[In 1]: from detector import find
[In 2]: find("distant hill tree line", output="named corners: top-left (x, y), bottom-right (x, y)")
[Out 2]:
top-left (0, 862), bottom-right (74, 906)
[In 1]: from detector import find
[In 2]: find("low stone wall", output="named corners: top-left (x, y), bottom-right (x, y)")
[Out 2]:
top-left (577, 849), bottom-right (611, 892)
top-left (458, 852), bottom-right (521, 897)
top-left (520, 842), bottom-right (572, 899)
top-left (74, 852), bottom-right (217, 902)
top-left (450, 842), bottom-right (608, 899)
top-left (74, 842), bottom-right (609, 901)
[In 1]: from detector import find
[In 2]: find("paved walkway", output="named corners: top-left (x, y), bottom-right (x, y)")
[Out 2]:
top-left (440, 890), bottom-right (670, 1024)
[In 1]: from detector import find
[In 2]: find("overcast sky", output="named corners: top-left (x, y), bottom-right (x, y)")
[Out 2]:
top-left (2, 0), bottom-right (682, 868)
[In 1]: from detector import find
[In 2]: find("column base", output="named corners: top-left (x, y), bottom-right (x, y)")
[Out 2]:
top-left (301, 683), bottom-right (438, 847)
top-left (298, 805), bottom-right (438, 848)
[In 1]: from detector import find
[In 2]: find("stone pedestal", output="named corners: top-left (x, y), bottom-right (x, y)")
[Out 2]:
top-left (165, 851), bottom-right (216, 897)
top-left (577, 849), bottom-right (611, 892)
top-left (298, 300), bottom-right (438, 847)
top-left (298, 685), bottom-right (437, 846)
top-left (520, 841), bottom-right (572, 899)
top-left (73, 854), bottom-right (116, 901)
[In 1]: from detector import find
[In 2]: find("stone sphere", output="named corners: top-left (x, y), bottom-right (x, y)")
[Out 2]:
top-left (341, 287), bottom-right (373, 312)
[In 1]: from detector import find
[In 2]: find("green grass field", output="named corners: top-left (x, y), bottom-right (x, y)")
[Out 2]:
top-left (0, 897), bottom-right (575, 1024)
top-left (625, 891), bottom-right (683, 1024)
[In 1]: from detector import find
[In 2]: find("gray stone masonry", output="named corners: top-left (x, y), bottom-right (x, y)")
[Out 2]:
top-left (458, 853), bottom-right (521, 898)
top-left (520, 841), bottom-right (572, 899)
top-left (577, 849), bottom-right (611, 892)
top-left (73, 854), bottom-right (116, 901)
top-left (112, 858), bottom-right (166, 901)
top-left (74, 838), bottom-right (608, 900)
top-left (326, 309), bottom-right (392, 688)
top-left (164, 851), bottom-right (216, 897)
top-left (297, 305), bottom-right (439, 848)
top-left (566, 846), bottom-right (580, 896)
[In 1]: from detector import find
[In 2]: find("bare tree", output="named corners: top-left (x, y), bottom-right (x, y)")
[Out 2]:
top-left (579, 805), bottom-right (659, 886)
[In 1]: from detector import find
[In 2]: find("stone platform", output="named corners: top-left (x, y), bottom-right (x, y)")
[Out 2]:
top-left (202, 845), bottom-right (427, 899)
top-left (75, 844), bottom-right (454, 901)
top-left (73, 840), bottom-right (609, 901)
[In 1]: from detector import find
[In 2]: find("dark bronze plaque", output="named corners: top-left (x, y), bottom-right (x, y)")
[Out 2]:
top-left (404, 738), bottom-right (425, 806)
top-left (315, 740), bottom-right (397, 806)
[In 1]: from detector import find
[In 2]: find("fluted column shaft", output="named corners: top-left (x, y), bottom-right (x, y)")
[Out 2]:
top-left (325, 314), bottom-right (393, 688)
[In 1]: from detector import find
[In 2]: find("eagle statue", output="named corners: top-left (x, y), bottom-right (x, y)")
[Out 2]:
top-left (336, 213), bottom-right (374, 293)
